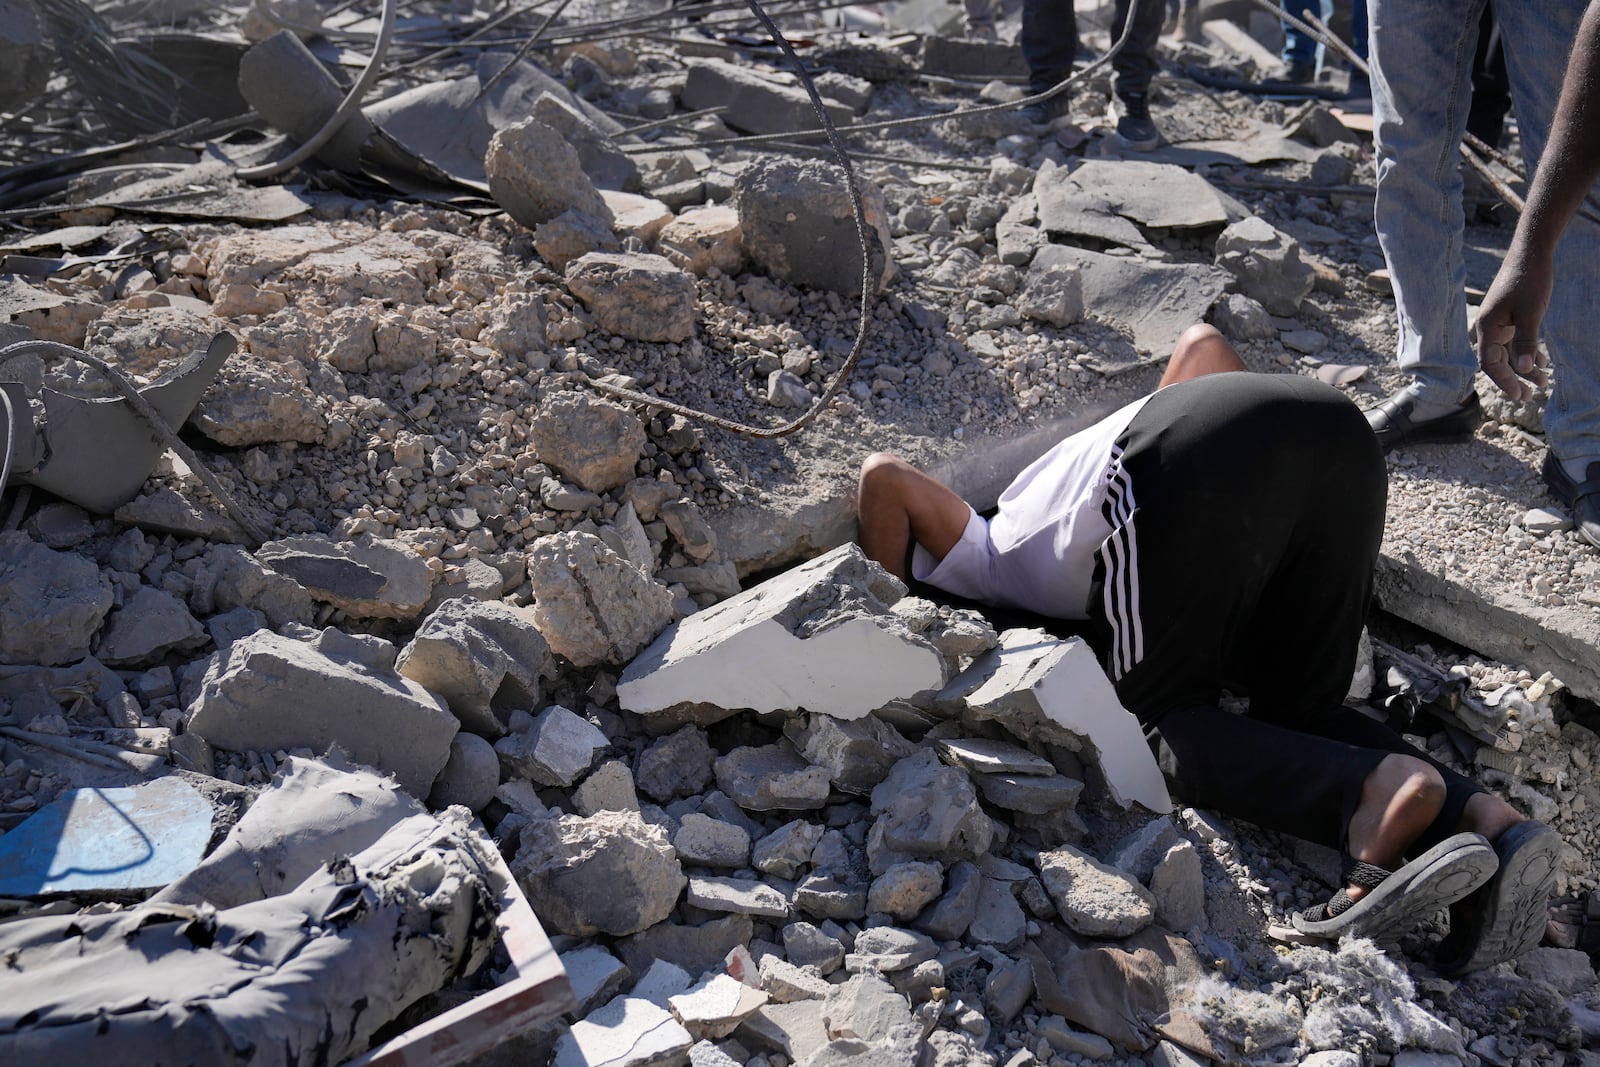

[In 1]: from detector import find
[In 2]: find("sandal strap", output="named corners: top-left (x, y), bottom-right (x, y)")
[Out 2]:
top-left (1345, 859), bottom-right (1393, 891)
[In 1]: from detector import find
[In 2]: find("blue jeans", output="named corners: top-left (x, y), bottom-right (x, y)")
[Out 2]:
top-left (1281, 0), bottom-right (1332, 67)
top-left (1370, 0), bottom-right (1600, 467)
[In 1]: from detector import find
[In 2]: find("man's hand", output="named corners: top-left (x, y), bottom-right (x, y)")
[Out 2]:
top-left (1475, 256), bottom-right (1553, 402)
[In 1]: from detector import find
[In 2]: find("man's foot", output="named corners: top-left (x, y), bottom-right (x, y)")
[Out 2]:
top-left (1434, 820), bottom-right (1561, 975)
top-left (1292, 832), bottom-right (1498, 943)
top-left (1111, 92), bottom-right (1160, 151)
top-left (1363, 384), bottom-right (1483, 451)
top-left (1266, 59), bottom-right (1316, 85)
top-left (1540, 451), bottom-right (1600, 548)
top-left (1020, 96), bottom-right (1070, 127)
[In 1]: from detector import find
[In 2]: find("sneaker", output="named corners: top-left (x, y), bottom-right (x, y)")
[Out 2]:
top-left (1020, 96), bottom-right (1070, 127)
top-left (1112, 92), bottom-right (1160, 151)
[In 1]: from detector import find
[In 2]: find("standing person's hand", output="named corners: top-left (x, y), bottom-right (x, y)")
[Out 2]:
top-left (1476, 255), bottom-right (1553, 402)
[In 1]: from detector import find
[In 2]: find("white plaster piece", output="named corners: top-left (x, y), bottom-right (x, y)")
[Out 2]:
top-left (940, 629), bottom-right (1171, 813)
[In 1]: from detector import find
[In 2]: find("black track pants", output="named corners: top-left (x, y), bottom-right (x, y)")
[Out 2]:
top-left (1087, 373), bottom-right (1483, 852)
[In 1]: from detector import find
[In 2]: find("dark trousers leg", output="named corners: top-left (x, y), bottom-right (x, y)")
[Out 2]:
top-left (1089, 375), bottom-right (1484, 852)
top-left (1110, 0), bottom-right (1164, 99)
top-left (1021, 0), bottom-right (1078, 94)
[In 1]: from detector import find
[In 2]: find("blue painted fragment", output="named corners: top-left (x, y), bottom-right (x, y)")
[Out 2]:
top-left (0, 776), bottom-right (212, 895)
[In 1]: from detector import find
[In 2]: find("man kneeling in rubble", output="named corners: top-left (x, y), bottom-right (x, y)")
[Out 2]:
top-left (857, 324), bottom-right (1559, 972)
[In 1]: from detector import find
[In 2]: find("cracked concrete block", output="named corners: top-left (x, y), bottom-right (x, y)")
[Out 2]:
top-left (256, 534), bottom-right (433, 621)
top-left (396, 597), bottom-right (553, 738)
top-left (715, 743), bottom-right (832, 812)
top-left (531, 391), bottom-right (647, 494)
top-left (566, 251), bottom-right (697, 343)
top-left (784, 713), bottom-right (915, 795)
top-left (1214, 215), bottom-right (1315, 316)
top-left (658, 205), bottom-right (745, 278)
top-left (527, 530), bottom-right (675, 668)
top-left (486, 117), bottom-right (613, 230)
top-left (0, 533), bottom-right (113, 666)
top-left (1029, 244), bottom-right (1231, 357)
top-left (938, 629), bottom-right (1170, 814)
top-left (96, 587), bottom-right (208, 667)
top-left (1035, 844), bottom-right (1156, 939)
top-left (495, 704), bottom-right (609, 787)
top-left (681, 58), bottom-right (852, 136)
top-left (619, 544), bottom-right (943, 721)
top-left (669, 973), bottom-right (771, 1041)
top-left (867, 750), bottom-right (992, 875)
top-left (512, 809), bottom-right (685, 937)
top-left (736, 158), bottom-right (896, 296)
top-left (186, 630), bottom-right (457, 797)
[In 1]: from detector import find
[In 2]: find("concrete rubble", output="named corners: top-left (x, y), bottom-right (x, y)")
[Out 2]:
top-left (0, 1), bottom-right (1598, 1065)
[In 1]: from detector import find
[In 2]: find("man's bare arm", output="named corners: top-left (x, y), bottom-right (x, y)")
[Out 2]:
top-left (1477, 0), bottom-right (1600, 400)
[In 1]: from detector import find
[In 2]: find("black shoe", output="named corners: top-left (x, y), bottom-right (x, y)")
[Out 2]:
top-left (1363, 386), bottom-right (1483, 451)
top-left (1020, 95), bottom-right (1070, 127)
top-left (1540, 451), bottom-right (1600, 548)
top-left (1112, 92), bottom-right (1160, 151)
top-left (1434, 821), bottom-right (1561, 976)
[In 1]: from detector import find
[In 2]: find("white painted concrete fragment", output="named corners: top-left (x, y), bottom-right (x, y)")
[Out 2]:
top-left (554, 996), bottom-right (693, 1067)
top-left (939, 629), bottom-right (1170, 813)
top-left (619, 544), bottom-right (944, 720)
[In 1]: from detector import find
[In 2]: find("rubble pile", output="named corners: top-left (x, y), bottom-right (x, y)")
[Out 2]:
top-left (2, 0), bottom-right (1600, 1065)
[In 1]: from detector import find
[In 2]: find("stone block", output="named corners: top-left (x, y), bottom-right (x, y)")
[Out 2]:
top-left (681, 58), bottom-right (852, 136)
top-left (1214, 215), bottom-right (1315, 316)
top-left (256, 534), bottom-right (433, 621)
top-left (527, 531), bottom-right (675, 668)
top-left (486, 117), bottom-right (613, 230)
top-left (512, 809), bottom-right (685, 937)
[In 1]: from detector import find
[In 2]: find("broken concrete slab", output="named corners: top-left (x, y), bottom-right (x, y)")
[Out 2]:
top-left (687, 874), bottom-right (791, 919)
top-left (512, 809), bottom-right (685, 937)
top-left (256, 533), bottom-right (433, 620)
top-left (920, 35), bottom-right (1030, 79)
top-left (1029, 244), bottom-right (1230, 359)
top-left (680, 58), bottom-right (852, 136)
top-left (185, 629), bottom-right (457, 798)
top-left (396, 597), bottom-right (554, 739)
top-left (737, 159), bottom-right (897, 296)
top-left (0, 776), bottom-right (212, 896)
top-left (566, 251), bottom-right (698, 343)
top-left (619, 543), bottom-right (944, 721)
top-left (937, 629), bottom-right (1171, 814)
top-left (554, 995), bottom-right (694, 1067)
top-left (527, 531), bottom-right (676, 668)
top-left (1036, 160), bottom-right (1229, 242)
top-left (0, 532), bottom-right (113, 666)
top-left (670, 973), bottom-right (771, 1040)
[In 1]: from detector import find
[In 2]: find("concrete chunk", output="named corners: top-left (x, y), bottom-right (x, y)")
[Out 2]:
top-left (736, 159), bottom-right (896, 296)
top-left (1214, 215), bottom-right (1315, 316)
top-left (620, 544), bottom-right (943, 721)
top-left (495, 704), bottom-right (609, 787)
top-left (257, 534), bottom-right (433, 621)
top-left (715, 743), bottom-right (832, 811)
top-left (487, 117), bottom-right (613, 229)
top-left (512, 809), bottom-right (685, 936)
top-left (939, 629), bottom-right (1170, 813)
top-left (527, 531), bottom-right (675, 668)
top-left (1028, 246), bottom-right (1230, 358)
top-left (186, 629), bottom-right (456, 797)
top-left (1036, 844), bottom-right (1156, 938)
top-left (681, 58), bottom-right (851, 135)
top-left (784, 712), bottom-right (915, 795)
top-left (95, 586), bottom-right (206, 667)
top-left (396, 597), bottom-right (553, 738)
top-left (669, 973), bottom-right (771, 1040)
top-left (0, 533), bottom-right (113, 666)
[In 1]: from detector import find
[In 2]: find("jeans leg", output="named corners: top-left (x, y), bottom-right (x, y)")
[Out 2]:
top-left (1495, 0), bottom-right (1600, 470)
top-left (1369, 0), bottom-right (1485, 405)
top-left (1021, 0), bottom-right (1078, 94)
top-left (1347, 0), bottom-right (1371, 96)
top-left (1280, 0), bottom-right (1333, 67)
top-left (1110, 0), bottom-right (1164, 99)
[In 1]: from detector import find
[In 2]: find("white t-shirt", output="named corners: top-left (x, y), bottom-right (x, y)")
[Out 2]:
top-left (912, 394), bottom-right (1152, 619)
